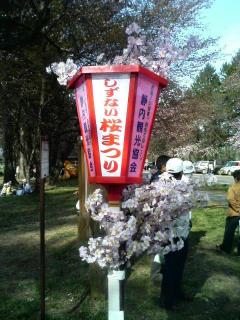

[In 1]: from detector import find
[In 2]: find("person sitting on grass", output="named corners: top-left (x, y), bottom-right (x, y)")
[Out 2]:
top-left (217, 169), bottom-right (240, 254)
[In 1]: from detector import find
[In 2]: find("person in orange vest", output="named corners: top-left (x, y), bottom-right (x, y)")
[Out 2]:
top-left (217, 169), bottom-right (240, 254)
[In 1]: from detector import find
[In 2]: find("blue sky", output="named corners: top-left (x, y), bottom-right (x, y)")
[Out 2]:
top-left (200, 0), bottom-right (240, 70)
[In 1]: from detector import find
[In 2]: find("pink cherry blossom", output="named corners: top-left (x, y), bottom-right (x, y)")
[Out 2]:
top-left (79, 174), bottom-right (210, 270)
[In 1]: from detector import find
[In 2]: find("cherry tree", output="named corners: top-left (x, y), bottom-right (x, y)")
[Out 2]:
top-left (79, 174), bottom-right (207, 270)
top-left (45, 0), bottom-right (217, 271)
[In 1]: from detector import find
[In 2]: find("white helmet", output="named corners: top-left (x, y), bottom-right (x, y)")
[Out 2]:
top-left (183, 160), bottom-right (195, 174)
top-left (166, 158), bottom-right (183, 174)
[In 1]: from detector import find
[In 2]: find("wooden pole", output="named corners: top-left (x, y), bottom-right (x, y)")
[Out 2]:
top-left (77, 137), bottom-right (106, 297)
top-left (77, 137), bottom-right (90, 241)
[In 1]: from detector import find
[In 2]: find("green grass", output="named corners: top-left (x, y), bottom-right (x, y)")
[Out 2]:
top-left (201, 184), bottom-right (229, 192)
top-left (1, 179), bottom-right (240, 320)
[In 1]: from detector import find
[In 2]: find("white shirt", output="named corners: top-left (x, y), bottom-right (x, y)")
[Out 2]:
top-left (173, 212), bottom-right (190, 240)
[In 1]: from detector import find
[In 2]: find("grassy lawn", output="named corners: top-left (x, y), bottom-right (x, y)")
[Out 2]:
top-left (0, 179), bottom-right (240, 320)
top-left (201, 184), bottom-right (229, 192)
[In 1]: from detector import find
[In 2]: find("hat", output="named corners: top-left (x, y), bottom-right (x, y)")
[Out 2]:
top-left (166, 158), bottom-right (183, 174)
top-left (183, 160), bottom-right (195, 174)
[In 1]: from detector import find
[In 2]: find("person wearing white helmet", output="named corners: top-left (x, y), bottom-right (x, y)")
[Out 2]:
top-left (182, 160), bottom-right (195, 183)
top-left (160, 158), bottom-right (192, 310)
top-left (156, 157), bottom-right (183, 183)
top-left (165, 157), bottom-right (184, 182)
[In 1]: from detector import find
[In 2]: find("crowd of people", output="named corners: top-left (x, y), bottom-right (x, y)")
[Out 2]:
top-left (147, 155), bottom-right (240, 311)
top-left (0, 179), bottom-right (33, 197)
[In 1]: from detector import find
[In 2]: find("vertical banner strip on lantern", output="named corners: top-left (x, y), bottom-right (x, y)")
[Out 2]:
top-left (91, 73), bottom-right (130, 178)
top-left (75, 76), bottom-right (96, 179)
top-left (140, 84), bottom-right (162, 175)
top-left (121, 73), bottom-right (137, 177)
top-left (85, 74), bottom-right (102, 179)
top-left (128, 73), bottom-right (159, 178)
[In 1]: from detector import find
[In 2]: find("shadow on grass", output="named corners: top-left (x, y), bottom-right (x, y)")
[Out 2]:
top-left (0, 189), bottom-right (77, 231)
top-left (0, 233), bottom-right (95, 319)
top-left (189, 230), bottom-right (207, 250)
top-left (124, 229), bottom-right (240, 320)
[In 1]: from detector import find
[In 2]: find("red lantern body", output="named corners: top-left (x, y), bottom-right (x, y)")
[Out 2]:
top-left (68, 65), bottom-right (168, 200)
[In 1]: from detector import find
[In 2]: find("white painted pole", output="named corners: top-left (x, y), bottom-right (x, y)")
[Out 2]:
top-left (189, 211), bottom-right (192, 221)
top-left (108, 270), bottom-right (125, 320)
top-left (108, 205), bottom-right (125, 320)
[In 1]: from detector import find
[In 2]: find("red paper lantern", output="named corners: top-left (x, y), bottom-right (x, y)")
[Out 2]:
top-left (68, 65), bottom-right (168, 200)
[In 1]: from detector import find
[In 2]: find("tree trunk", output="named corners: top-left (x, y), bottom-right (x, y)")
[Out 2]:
top-left (3, 151), bottom-right (16, 183)
top-left (19, 150), bottom-right (31, 182)
top-left (3, 115), bottom-right (17, 183)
